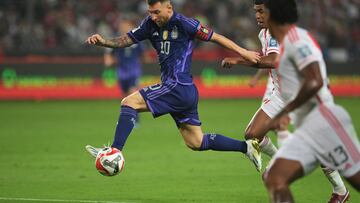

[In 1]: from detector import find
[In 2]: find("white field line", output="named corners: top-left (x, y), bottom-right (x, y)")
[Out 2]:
top-left (0, 197), bottom-right (138, 203)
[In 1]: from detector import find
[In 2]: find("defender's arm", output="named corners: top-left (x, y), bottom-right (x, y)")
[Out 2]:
top-left (222, 53), bottom-right (277, 69)
top-left (270, 62), bottom-right (323, 129)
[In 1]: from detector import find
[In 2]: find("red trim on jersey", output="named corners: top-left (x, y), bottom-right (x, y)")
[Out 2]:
top-left (264, 28), bottom-right (268, 54)
top-left (315, 95), bottom-right (322, 104)
top-left (307, 32), bottom-right (321, 50)
top-left (319, 104), bottom-right (360, 163)
top-left (274, 45), bottom-right (284, 93)
top-left (288, 26), bottom-right (299, 44)
top-left (263, 98), bottom-right (271, 104)
top-left (288, 29), bottom-right (295, 43)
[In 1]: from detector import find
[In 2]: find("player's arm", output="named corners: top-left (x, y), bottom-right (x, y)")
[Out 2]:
top-left (249, 69), bottom-right (268, 87)
top-left (270, 62), bottom-right (323, 129)
top-left (86, 34), bottom-right (134, 48)
top-left (221, 52), bottom-right (277, 69)
top-left (210, 33), bottom-right (260, 63)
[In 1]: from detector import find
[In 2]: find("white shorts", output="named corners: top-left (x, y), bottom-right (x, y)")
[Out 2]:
top-left (270, 103), bottom-right (360, 177)
top-left (262, 78), bottom-right (275, 102)
top-left (261, 91), bottom-right (285, 119)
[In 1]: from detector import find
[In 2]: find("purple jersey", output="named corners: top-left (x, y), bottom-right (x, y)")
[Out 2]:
top-left (127, 12), bottom-right (213, 85)
top-left (113, 43), bottom-right (144, 79)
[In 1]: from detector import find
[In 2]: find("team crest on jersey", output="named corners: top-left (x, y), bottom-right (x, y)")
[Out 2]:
top-left (163, 30), bottom-right (168, 40)
top-left (171, 26), bottom-right (178, 39)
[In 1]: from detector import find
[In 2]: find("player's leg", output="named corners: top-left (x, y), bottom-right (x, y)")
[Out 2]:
top-left (321, 165), bottom-right (349, 202)
top-left (118, 78), bottom-right (131, 96)
top-left (264, 130), bottom-right (320, 203)
top-left (111, 91), bottom-right (148, 149)
top-left (177, 123), bottom-right (262, 171)
top-left (122, 76), bottom-right (141, 96)
top-left (170, 84), bottom-right (257, 154)
top-left (300, 103), bottom-right (359, 201)
top-left (318, 104), bottom-right (360, 198)
top-left (275, 114), bottom-right (291, 147)
top-left (245, 107), bottom-right (278, 157)
top-left (123, 77), bottom-right (141, 125)
top-left (85, 90), bottom-right (148, 157)
top-left (264, 158), bottom-right (304, 203)
top-left (345, 171), bottom-right (360, 191)
top-left (179, 124), bottom-right (248, 152)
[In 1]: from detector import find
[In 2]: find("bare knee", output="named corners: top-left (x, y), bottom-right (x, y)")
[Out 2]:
top-left (264, 172), bottom-right (289, 193)
top-left (121, 95), bottom-right (140, 110)
top-left (121, 97), bottom-right (132, 106)
top-left (184, 138), bottom-right (202, 151)
top-left (245, 127), bottom-right (260, 140)
top-left (179, 124), bottom-right (204, 151)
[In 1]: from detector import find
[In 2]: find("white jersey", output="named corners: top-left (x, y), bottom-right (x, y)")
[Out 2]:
top-left (275, 26), bottom-right (334, 126)
top-left (258, 28), bottom-right (280, 98)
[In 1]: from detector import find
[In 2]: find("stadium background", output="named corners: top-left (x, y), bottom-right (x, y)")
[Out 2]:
top-left (0, 0), bottom-right (360, 203)
top-left (0, 0), bottom-right (359, 99)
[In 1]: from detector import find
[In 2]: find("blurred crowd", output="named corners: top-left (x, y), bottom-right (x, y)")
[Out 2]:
top-left (0, 0), bottom-right (359, 61)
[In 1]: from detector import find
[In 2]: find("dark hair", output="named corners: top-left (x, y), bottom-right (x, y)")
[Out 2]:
top-left (254, 0), bottom-right (267, 5)
top-left (147, 0), bottom-right (170, 5)
top-left (265, 0), bottom-right (298, 24)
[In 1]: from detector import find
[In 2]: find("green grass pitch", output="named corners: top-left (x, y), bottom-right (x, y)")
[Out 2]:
top-left (0, 98), bottom-right (359, 203)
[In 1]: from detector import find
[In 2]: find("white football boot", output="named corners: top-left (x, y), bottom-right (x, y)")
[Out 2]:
top-left (245, 139), bottom-right (262, 172)
top-left (85, 145), bottom-right (101, 158)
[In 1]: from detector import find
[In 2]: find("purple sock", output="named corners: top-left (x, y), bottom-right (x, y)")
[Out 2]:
top-left (111, 106), bottom-right (138, 150)
top-left (200, 133), bottom-right (247, 153)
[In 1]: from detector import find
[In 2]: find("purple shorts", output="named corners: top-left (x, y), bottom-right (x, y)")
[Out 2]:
top-left (139, 82), bottom-right (201, 127)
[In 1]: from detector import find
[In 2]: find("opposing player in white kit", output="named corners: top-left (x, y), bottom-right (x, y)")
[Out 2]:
top-left (262, 0), bottom-right (360, 202)
top-left (222, 0), bottom-right (285, 159)
top-left (222, 0), bottom-right (351, 202)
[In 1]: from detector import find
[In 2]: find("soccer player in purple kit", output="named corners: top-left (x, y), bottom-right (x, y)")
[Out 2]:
top-left (85, 0), bottom-right (263, 172)
top-left (104, 19), bottom-right (145, 97)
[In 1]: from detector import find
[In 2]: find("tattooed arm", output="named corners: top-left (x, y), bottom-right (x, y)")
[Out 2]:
top-left (86, 34), bottom-right (134, 48)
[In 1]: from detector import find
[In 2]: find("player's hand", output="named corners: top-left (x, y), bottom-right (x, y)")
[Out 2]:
top-left (278, 114), bottom-right (290, 130)
top-left (268, 116), bottom-right (281, 130)
top-left (221, 57), bottom-right (239, 69)
top-left (248, 76), bottom-right (259, 87)
top-left (86, 34), bottom-right (106, 46)
top-left (242, 51), bottom-right (260, 64)
top-left (269, 113), bottom-right (289, 130)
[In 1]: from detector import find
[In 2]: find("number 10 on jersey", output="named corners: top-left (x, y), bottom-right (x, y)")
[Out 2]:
top-left (160, 41), bottom-right (170, 55)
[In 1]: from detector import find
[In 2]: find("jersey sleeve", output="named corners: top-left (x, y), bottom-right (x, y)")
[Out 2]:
top-left (182, 17), bottom-right (213, 41)
top-left (258, 29), bottom-right (264, 42)
top-left (266, 37), bottom-right (280, 55)
top-left (127, 17), bottom-right (151, 43)
top-left (290, 39), bottom-right (320, 71)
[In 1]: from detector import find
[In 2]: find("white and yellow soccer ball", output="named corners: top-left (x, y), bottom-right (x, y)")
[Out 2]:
top-left (95, 147), bottom-right (125, 176)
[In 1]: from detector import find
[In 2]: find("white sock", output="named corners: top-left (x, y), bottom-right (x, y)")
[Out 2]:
top-left (259, 136), bottom-right (278, 157)
top-left (276, 130), bottom-right (290, 148)
top-left (322, 167), bottom-right (347, 195)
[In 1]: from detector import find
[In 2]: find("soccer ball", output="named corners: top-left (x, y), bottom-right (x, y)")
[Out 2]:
top-left (95, 147), bottom-right (125, 176)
